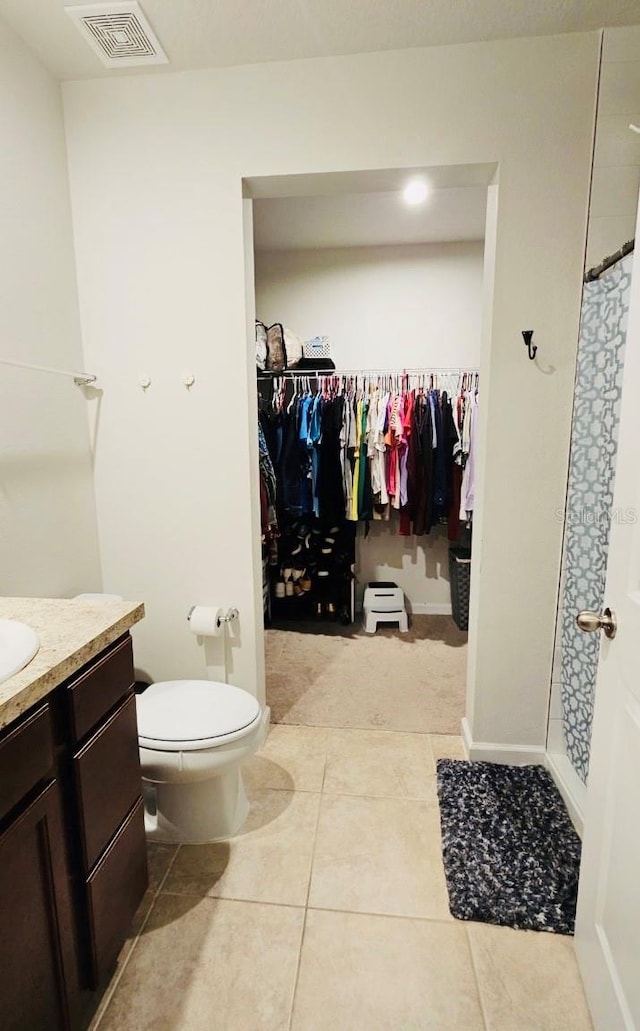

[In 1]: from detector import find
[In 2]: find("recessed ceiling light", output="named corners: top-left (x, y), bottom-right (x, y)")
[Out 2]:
top-left (403, 178), bottom-right (429, 206)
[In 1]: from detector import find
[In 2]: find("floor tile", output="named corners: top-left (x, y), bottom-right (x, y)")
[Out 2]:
top-left (163, 789), bottom-right (320, 906)
top-left (430, 734), bottom-right (467, 762)
top-left (98, 895), bottom-right (304, 1030)
top-left (308, 793), bottom-right (451, 920)
top-left (323, 728), bottom-right (436, 798)
top-left (146, 842), bottom-right (179, 893)
top-left (244, 724), bottom-right (328, 792)
top-left (467, 922), bottom-right (593, 1030)
top-left (291, 909), bottom-right (484, 1030)
top-left (88, 881), bottom-right (163, 1028)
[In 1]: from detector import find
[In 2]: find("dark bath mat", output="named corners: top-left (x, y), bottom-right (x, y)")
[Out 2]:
top-left (436, 759), bottom-right (581, 935)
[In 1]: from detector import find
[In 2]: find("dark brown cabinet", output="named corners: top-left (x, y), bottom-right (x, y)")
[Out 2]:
top-left (0, 633), bottom-right (148, 1030)
top-left (0, 781), bottom-right (76, 1031)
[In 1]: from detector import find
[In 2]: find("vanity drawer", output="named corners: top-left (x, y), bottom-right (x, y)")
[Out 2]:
top-left (0, 703), bottom-right (54, 823)
top-left (74, 692), bottom-right (143, 871)
top-left (67, 635), bottom-right (134, 742)
top-left (86, 796), bottom-right (147, 987)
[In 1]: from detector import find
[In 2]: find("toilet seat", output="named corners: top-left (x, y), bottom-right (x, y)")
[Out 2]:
top-left (137, 680), bottom-right (262, 751)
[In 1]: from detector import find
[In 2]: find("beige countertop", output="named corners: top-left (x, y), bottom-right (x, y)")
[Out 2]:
top-left (0, 597), bottom-right (145, 732)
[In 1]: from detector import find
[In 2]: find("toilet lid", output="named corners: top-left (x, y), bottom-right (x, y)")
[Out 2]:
top-left (136, 680), bottom-right (261, 746)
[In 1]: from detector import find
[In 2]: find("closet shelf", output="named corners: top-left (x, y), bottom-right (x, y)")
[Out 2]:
top-left (258, 366), bottom-right (478, 378)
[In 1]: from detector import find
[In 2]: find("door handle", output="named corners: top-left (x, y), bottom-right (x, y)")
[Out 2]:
top-left (576, 607), bottom-right (617, 640)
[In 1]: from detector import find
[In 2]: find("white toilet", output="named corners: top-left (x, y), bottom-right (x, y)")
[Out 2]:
top-left (136, 680), bottom-right (264, 844)
top-left (73, 594), bottom-right (264, 844)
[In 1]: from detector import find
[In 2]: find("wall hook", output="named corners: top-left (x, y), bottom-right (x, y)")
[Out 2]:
top-left (522, 330), bottom-right (537, 361)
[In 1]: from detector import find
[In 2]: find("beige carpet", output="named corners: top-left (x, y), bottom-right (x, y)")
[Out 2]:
top-left (265, 615), bottom-right (467, 735)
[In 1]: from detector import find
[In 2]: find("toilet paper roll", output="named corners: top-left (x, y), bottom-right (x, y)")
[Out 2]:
top-left (188, 606), bottom-right (223, 637)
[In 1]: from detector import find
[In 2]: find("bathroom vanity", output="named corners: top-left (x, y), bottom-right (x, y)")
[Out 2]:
top-left (0, 598), bottom-right (147, 1031)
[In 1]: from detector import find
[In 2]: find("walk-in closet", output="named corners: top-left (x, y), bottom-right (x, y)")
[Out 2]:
top-left (252, 174), bottom-right (488, 734)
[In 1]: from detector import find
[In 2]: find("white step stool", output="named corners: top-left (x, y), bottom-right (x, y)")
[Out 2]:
top-left (363, 581), bottom-right (408, 634)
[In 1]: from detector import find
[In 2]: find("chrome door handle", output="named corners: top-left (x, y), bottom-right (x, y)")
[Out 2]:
top-left (576, 607), bottom-right (617, 640)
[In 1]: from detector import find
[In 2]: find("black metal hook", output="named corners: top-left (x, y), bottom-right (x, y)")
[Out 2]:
top-left (522, 330), bottom-right (537, 361)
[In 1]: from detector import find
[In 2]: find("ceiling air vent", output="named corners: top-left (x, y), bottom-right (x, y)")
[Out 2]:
top-left (65, 2), bottom-right (168, 68)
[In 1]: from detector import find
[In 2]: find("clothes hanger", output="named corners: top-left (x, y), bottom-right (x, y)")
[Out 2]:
top-left (287, 376), bottom-right (298, 414)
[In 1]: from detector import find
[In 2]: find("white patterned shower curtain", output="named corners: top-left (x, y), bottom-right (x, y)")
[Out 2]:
top-left (556, 253), bottom-right (633, 783)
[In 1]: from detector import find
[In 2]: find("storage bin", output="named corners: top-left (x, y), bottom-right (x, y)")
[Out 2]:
top-left (449, 547), bottom-right (472, 631)
top-left (302, 335), bottom-right (331, 360)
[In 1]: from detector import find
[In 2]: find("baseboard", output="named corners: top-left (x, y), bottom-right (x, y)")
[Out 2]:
top-left (545, 750), bottom-right (586, 837)
top-left (460, 717), bottom-right (473, 758)
top-left (461, 718), bottom-right (547, 766)
top-left (408, 602), bottom-right (453, 615)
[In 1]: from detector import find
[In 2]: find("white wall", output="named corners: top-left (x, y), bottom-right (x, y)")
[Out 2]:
top-left (0, 16), bottom-right (101, 599)
top-left (255, 241), bottom-right (484, 369)
top-left (63, 33), bottom-right (598, 748)
top-left (354, 526), bottom-right (452, 613)
top-left (255, 240), bottom-right (483, 610)
top-left (586, 26), bottom-right (640, 268)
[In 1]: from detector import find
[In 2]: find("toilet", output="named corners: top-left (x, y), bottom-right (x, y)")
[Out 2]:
top-left (73, 594), bottom-right (264, 844)
top-left (136, 680), bottom-right (264, 844)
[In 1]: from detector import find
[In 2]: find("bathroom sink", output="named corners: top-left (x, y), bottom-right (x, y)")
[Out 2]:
top-left (0, 618), bottom-right (40, 684)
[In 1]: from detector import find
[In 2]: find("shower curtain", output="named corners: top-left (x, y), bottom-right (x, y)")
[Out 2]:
top-left (557, 253), bottom-right (633, 784)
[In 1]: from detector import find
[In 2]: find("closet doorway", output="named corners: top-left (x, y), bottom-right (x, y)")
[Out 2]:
top-left (249, 167), bottom-right (493, 738)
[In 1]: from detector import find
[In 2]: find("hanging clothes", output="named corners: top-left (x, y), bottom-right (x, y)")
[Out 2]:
top-left (259, 369), bottom-right (479, 534)
top-left (460, 390), bottom-right (478, 521)
top-left (317, 394), bottom-right (346, 527)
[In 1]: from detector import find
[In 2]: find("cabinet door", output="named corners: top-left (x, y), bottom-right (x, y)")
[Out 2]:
top-left (0, 781), bottom-right (76, 1031)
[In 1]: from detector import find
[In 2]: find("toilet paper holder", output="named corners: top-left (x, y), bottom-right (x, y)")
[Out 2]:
top-left (187, 606), bottom-right (239, 627)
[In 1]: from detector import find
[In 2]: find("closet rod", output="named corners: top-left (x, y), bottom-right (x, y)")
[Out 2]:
top-left (0, 357), bottom-right (96, 384)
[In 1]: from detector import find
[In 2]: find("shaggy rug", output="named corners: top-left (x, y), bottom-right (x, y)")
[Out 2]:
top-left (436, 759), bottom-right (582, 935)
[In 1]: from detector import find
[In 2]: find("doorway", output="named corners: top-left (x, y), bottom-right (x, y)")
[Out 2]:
top-left (246, 166), bottom-right (493, 737)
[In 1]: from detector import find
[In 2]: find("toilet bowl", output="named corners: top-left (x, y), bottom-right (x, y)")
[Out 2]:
top-left (72, 594), bottom-right (264, 843)
top-left (136, 680), bottom-right (265, 844)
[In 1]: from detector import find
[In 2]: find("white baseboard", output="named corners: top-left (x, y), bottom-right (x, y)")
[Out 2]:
top-left (409, 602), bottom-right (453, 615)
top-left (461, 717), bottom-right (547, 766)
top-left (545, 750), bottom-right (586, 837)
top-left (460, 717), bottom-right (472, 758)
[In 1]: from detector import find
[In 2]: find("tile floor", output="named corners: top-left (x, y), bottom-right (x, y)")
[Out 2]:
top-left (91, 726), bottom-right (593, 1030)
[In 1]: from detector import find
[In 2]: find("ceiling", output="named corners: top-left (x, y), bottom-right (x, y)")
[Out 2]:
top-left (1, 0), bottom-right (639, 80)
top-left (253, 187), bottom-right (488, 251)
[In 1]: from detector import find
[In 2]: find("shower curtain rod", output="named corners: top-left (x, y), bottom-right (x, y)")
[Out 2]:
top-left (584, 239), bottom-right (635, 283)
top-left (0, 357), bottom-right (96, 384)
